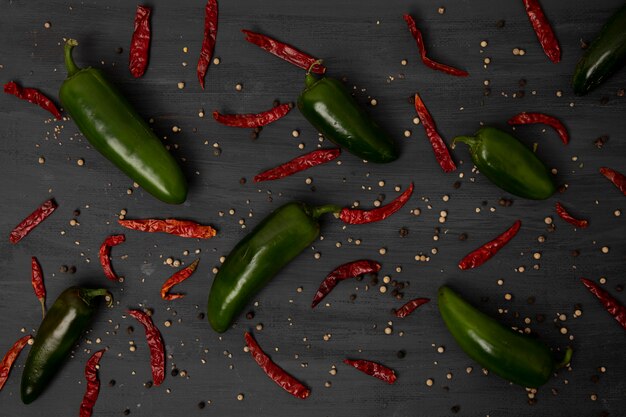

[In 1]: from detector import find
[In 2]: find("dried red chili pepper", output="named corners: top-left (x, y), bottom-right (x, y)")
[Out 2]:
top-left (161, 259), bottom-right (200, 301)
top-left (403, 14), bottom-right (469, 77)
top-left (339, 183), bottom-right (414, 224)
top-left (0, 335), bottom-right (32, 391)
top-left (254, 148), bottom-right (341, 183)
top-left (213, 103), bottom-right (293, 128)
top-left (555, 202), bottom-right (589, 228)
top-left (413, 93), bottom-right (457, 172)
top-left (458, 220), bottom-right (521, 270)
top-left (311, 260), bottom-right (381, 308)
top-left (600, 167), bottom-right (626, 196)
top-left (31, 257), bottom-right (46, 317)
top-left (581, 278), bottom-right (626, 330)
top-left (507, 112), bottom-right (569, 145)
top-left (343, 359), bottom-right (397, 384)
top-left (4, 82), bottom-right (62, 120)
top-left (197, 0), bottom-right (218, 89)
top-left (79, 349), bottom-right (105, 417)
top-left (395, 297), bottom-right (430, 318)
top-left (99, 234), bottom-right (125, 281)
top-left (9, 198), bottom-right (58, 244)
top-left (118, 218), bottom-right (216, 239)
top-left (242, 30), bottom-right (326, 74)
top-left (129, 5), bottom-right (152, 78)
top-left (522, 0), bottom-right (561, 63)
top-left (244, 332), bottom-right (310, 399)
top-left (128, 309), bottom-right (165, 386)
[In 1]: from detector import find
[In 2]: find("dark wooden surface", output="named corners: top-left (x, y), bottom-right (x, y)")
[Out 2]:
top-left (1, 1), bottom-right (625, 416)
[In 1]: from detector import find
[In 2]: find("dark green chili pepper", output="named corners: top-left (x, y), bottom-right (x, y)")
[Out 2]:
top-left (21, 287), bottom-right (113, 404)
top-left (297, 62), bottom-right (398, 163)
top-left (59, 39), bottom-right (188, 204)
top-left (572, 4), bottom-right (626, 95)
top-left (438, 285), bottom-right (572, 388)
top-left (453, 126), bottom-right (555, 200)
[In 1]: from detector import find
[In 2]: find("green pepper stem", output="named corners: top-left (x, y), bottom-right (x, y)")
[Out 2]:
top-left (79, 288), bottom-right (114, 308)
top-left (310, 204), bottom-right (342, 219)
top-left (306, 59), bottom-right (324, 76)
top-left (554, 346), bottom-right (573, 370)
top-left (64, 39), bottom-right (81, 77)
top-left (452, 135), bottom-right (479, 149)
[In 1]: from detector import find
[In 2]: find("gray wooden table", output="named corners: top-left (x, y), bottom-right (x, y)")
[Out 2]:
top-left (1, 1), bottom-right (624, 416)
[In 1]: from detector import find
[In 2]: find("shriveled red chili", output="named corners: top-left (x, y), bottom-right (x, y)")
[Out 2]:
top-left (343, 359), bottom-right (397, 384)
top-left (339, 183), bottom-right (414, 224)
top-left (9, 198), bottom-right (58, 244)
top-left (241, 30), bottom-right (326, 74)
top-left (600, 167), bottom-right (626, 196)
top-left (244, 332), bottom-right (310, 399)
top-left (79, 349), bottom-right (105, 417)
top-left (413, 93), bottom-right (457, 172)
top-left (99, 234), bottom-right (125, 281)
top-left (254, 148), bottom-right (341, 183)
top-left (4, 82), bottom-right (62, 120)
top-left (403, 14), bottom-right (469, 77)
top-left (31, 257), bottom-right (46, 317)
top-left (581, 278), bottom-right (626, 330)
top-left (522, 0), bottom-right (561, 63)
top-left (458, 220), bottom-right (521, 270)
top-left (161, 259), bottom-right (200, 301)
top-left (507, 112), bottom-right (569, 145)
top-left (118, 218), bottom-right (217, 239)
top-left (311, 260), bottom-right (381, 308)
top-left (197, 0), bottom-right (218, 89)
top-left (128, 309), bottom-right (165, 386)
top-left (0, 335), bottom-right (32, 391)
top-left (555, 202), bottom-right (589, 228)
top-left (129, 5), bottom-right (152, 78)
top-left (213, 103), bottom-right (293, 128)
top-left (395, 297), bottom-right (430, 318)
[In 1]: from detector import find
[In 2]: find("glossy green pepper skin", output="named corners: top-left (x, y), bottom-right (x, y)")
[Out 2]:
top-left (207, 202), bottom-right (339, 333)
top-left (21, 287), bottom-right (112, 404)
top-left (453, 127), bottom-right (555, 200)
top-left (59, 39), bottom-right (188, 204)
top-left (438, 286), bottom-right (572, 388)
top-left (297, 73), bottom-right (398, 163)
top-left (572, 4), bottom-right (626, 95)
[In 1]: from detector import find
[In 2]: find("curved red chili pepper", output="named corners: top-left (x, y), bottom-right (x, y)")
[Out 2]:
top-left (128, 310), bottom-right (165, 386)
top-left (522, 0), bottom-right (561, 63)
top-left (4, 82), bottom-right (62, 120)
top-left (600, 167), bottom-right (626, 196)
top-left (311, 260), bottom-right (381, 308)
top-left (213, 102), bottom-right (293, 128)
top-left (581, 278), bottom-right (626, 330)
top-left (129, 5), bottom-right (151, 78)
top-left (458, 220), bottom-right (521, 270)
top-left (118, 218), bottom-right (216, 239)
top-left (79, 349), bottom-right (105, 417)
top-left (254, 148), bottom-right (341, 183)
top-left (197, 0), bottom-right (218, 89)
top-left (395, 297), bottom-right (430, 318)
top-left (413, 93), bottom-right (457, 172)
top-left (507, 112), bottom-right (569, 145)
top-left (339, 183), bottom-right (414, 224)
top-left (9, 198), bottom-right (57, 244)
top-left (31, 256), bottom-right (46, 317)
top-left (343, 359), bottom-right (397, 384)
top-left (99, 234), bottom-right (125, 281)
top-left (555, 202), bottom-right (589, 228)
top-left (161, 259), bottom-right (200, 300)
top-left (0, 335), bottom-right (32, 391)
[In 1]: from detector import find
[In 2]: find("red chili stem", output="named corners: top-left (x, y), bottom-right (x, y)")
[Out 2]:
top-left (555, 202), bottom-right (589, 228)
top-left (254, 148), bottom-right (341, 183)
top-left (458, 220), bottom-right (522, 270)
top-left (413, 93), bottom-right (457, 172)
top-left (244, 332), bottom-right (310, 399)
top-left (129, 5), bottom-right (152, 78)
top-left (161, 259), bottom-right (200, 301)
top-left (118, 218), bottom-right (217, 239)
top-left (213, 102), bottom-right (293, 128)
top-left (507, 112), bottom-right (569, 145)
top-left (522, 0), bottom-right (561, 63)
top-left (4, 82), bottom-right (62, 120)
top-left (339, 183), bottom-right (414, 224)
top-left (31, 256), bottom-right (46, 318)
top-left (99, 234), bottom-right (126, 281)
top-left (128, 310), bottom-right (165, 386)
top-left (600, 167), bottom-right (626, 196)
top-left (395, 297), bottom-right (430, 318)
top-left (197, 0), bottom-right (218, 89)
top-left (403, 14), bottom-right (469, 77)
top-left (0, 335), bottom-right (32, 391)
top-left (311, 260), bottom-right (381, 308)
top-left (343, 359), bottom-right (397, 384)
top-left (581, 278), bottom-right (626, 330)
top-left (79, 349), bottom-right (105, 417)
top-left (241, 29), bottom-right (326, 74)
top-left (9, 198), bottom-right (58, 244)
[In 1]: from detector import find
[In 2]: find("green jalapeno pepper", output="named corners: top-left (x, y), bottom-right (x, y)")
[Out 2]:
top-left (297, 63), bottom-right (398, 163)
top-left (59, 39), bottom-right (188, 204)
top-left (438, 285), bottom-right (572, 388)
top-left (453, 126), bottom-right (555, 200)
top-left (21, 286), bottom-right (113, 404)
top-left (572, 4), bottom-right (626, 95)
